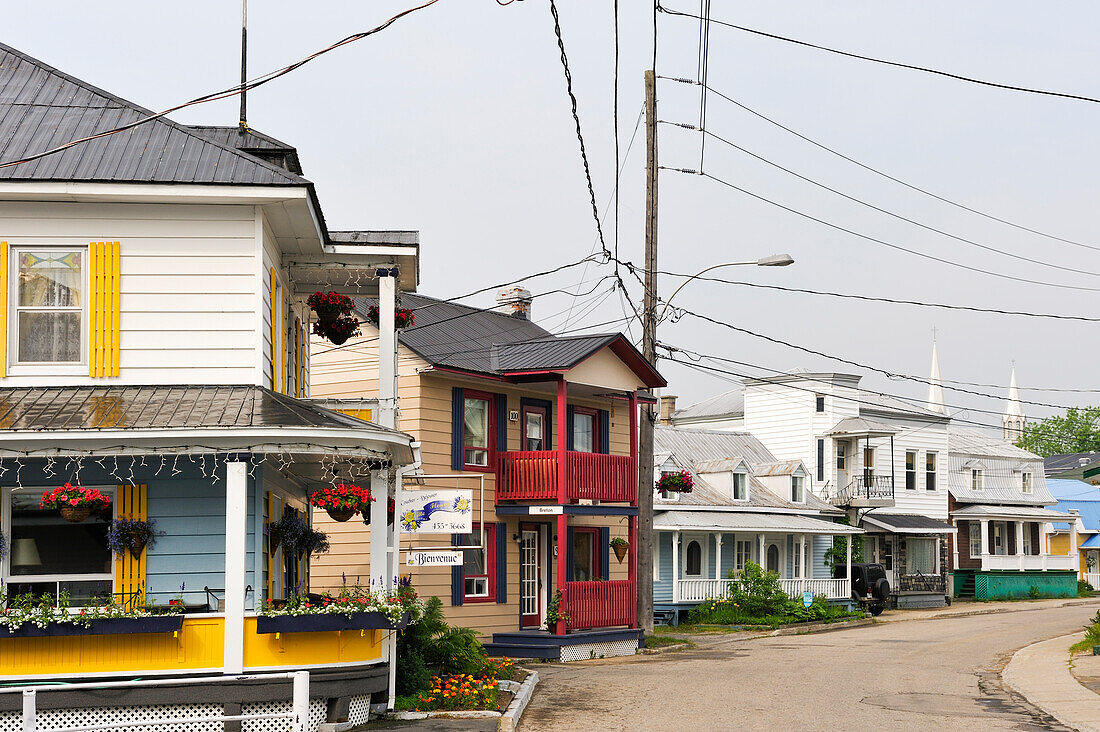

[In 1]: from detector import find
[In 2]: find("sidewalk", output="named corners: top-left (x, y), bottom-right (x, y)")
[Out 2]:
top-left (877, 596), bottom-right (1100, 624)
top-left (1003, 634), bottom-right (1100, 732)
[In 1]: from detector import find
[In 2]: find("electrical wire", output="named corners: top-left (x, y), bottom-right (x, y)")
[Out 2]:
top-left (660, 76), bottom-right (1100, 255)
top-left (0, 0), bottom-right (444, 170)
top-left (661, 167), bottom-right (1100, 293)
top-left (656, 3), bottom-right (1100, 106)
top-left (660, 121), bottom-right (1100, 280)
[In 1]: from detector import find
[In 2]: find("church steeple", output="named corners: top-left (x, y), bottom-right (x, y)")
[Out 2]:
top-left (1002, 365), bottom-right (1026, 441)
top-left (926, 337), bottom-right (946, 414)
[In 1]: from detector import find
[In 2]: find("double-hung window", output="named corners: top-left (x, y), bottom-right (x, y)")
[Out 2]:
top-left (969, 523), bottom-right (982, 558)
top-left (462, 524), bottom-right (496, 602)
top-left (925, 452), bottom-right (937, 491)
top-left (462, 392), bottom-right (494, 469)
top-left (732, 472), bottom-right (747, 501)
top-left (4, 487), bottom-right (114, 605)
top-left (791, 475), bottom-right (805, 503)
top-left (13, 248), bottom-right (85, 365)
top-left (971, 469), bottom-right (983, 491)
top-left (734, 540), bottom-right (752, 572)
top-left (1020, 472), bottom-right (1033, 494)
top-left (836, 443), bottom-right (847, 471)
top-left (572, 407), bottom-right (598, 453)
top-left (905, 451), bottom-right (917, 490)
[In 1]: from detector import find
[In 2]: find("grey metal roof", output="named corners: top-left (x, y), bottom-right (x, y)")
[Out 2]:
top-left (862, 514), bottom-right (957, 533)
top-left (0, 385), bottom-right (380, 431)
top-left (671, 389), bottom-right (744, 421)
top-left (654, 510), bottom-right (861, 535)
top-left (857, 391), bottom-right (947, 420)
top-left (188, 125), bottom-right (304, 175)
top-left (826, 416), bottom-right (899, 437)
top-left (751, 460), bottom-right (805, 477)
top-left (654, 425), bottom-right (776, 467)
top-left (948, 428), bottom-right (1054, 506)
top-left (492, 335), bottom-right (619, 371)
top-left (1044, 452), bottom-right (1100, 477)
top-left (950, 505), bottom-right (1073, 521)
top-left (0, 43), bottom-right (307, 186)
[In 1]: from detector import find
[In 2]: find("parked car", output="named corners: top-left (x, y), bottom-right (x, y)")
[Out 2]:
top-left (833, 563), bottom-right (890, 615)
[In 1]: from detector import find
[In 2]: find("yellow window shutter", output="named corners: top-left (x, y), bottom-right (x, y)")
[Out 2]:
top-left (114, 484), bottom-right (148, 608)
top-left (89, 241), bottom-right (121, 377)
top-left (294, 316), bottom-right (302, 397)
top-left (269, 267), bottom-right (278, 391)
top-left (0, 241), bottom-right (8, 378)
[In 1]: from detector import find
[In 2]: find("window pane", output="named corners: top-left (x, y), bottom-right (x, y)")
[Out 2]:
top-left (525, 412), bottom-right (543, 451)
top-left (9, 491), bottom-right (110, 576)
top-left (464, 399), bottom-right (489, 449)
top-left (573, 531), bottom-right (594, 581)
top-left (686, 541), bottom-right (702, 576)
top-left (733, 473), bottom-right (746, 500)
top-left (18, 311), bottom-right (81, 362)
top-left (573, 413), bottom-right (594, 453)
top-left (19, 250), bottom-right (82, 307)
top-left (906, 539), bottom-right (935, 574)
top-left (463, 546), bottom-right (486, 576)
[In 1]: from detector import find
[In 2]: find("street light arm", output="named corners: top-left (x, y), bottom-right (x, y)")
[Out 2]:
top-left (657, 254), bottom-right (794, 322)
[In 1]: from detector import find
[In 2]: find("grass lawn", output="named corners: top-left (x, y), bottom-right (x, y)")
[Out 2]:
top-left (643, 633), bottom-right (695, 649)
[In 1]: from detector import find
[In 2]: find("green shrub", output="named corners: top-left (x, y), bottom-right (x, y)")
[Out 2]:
top-left (1078, 580), bottom-right (1094, 597)
top-left (1028, 586), bottom-right (1041, 599)
top-left (729, 562), bottom-right (789, 617)
top-left (1070, 610), bottom-right (1100, 654)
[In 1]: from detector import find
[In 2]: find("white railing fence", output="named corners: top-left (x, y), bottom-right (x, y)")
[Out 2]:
top-left (1084, 573), bottom-right (1100, 589)
top-left (10, 671), bottom-right (310, 732)
top-left (982, 554), bottom-right (1077, 572)
top-left (677, 577), bottom-right (850, 602)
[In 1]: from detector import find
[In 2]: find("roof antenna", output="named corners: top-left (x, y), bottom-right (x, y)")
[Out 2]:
top-left (238, 0), bottom-right (248, 134)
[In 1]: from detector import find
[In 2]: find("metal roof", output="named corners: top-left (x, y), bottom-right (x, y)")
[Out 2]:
top-left (751, 460), bottom-right (805, 477)
top-left (948, 428), bottom-right (1054, 506)
top-left (670, 389), bottom-right (744, 421)
top-left (825, 416), bottom-right (899, 437)
top-left (0, 43), bottom-right (307, 186)
top-left (951, 504), bottom-right (1073, 521)
top-left (654, 425), bottom-right (776, 467)
top-left (862, 514), bottom-right (957, 534)
top-left (492, 335), bottom-right (619, 371)
top-left (1082, 534), bottom-right (1100, 548)
top-left (1044, 452), bottom-right (1100, 477)
top-left (654, 510), bottom-right (861, 535)
top-left (0, 385), bottom-right (382, 431)
top-left (1048, 479), bottom-right (1100, 502)
top-left (669, 385), bottom-right (945, 423)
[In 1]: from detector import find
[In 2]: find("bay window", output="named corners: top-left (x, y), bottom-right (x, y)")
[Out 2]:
top-left (13, 247), bottom-right (85, 364)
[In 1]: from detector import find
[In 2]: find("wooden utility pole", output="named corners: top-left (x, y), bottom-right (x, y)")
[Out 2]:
top-left (637, 69), bottom-right (658, 633)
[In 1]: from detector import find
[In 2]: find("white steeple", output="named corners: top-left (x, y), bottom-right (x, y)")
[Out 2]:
top-left (1002, 364), bottom-right (1026, 441)
top-left (926, 337), bottom-right (946, 414)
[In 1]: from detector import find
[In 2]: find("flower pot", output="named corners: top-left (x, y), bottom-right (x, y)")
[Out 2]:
top-left (326, 506), bottom-right (356, 522)
top-left (60, 505), bottom-right (91, 523)
top-left (128, 537), bottom-right (147, 560)
top-left (326, 330), bottom-right (350, 346)
top-left (269, 527), bottom-right (284, 553)
top-left (613, 543), bottom-right (628, 563)
top-left (317, 309), bottom-right (339, 324)
top-left (0, 615), bottom-right (184, 638)
top-left (255, 611), bottom-right (410, 634)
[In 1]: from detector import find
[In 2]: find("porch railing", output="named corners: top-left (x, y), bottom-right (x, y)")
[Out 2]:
top-left (561, 579), bottom-right (636, 630)
top-left (982, 554), bottom-right (1076, 571)
top-left (835, 475), bottom-right (894, 504)
top-left (675, 577), bottom-right (851, 602)
top-left (496, 451), bottom-right (635, 503)
top-left (1085, 573), bottom-right (1100, 589)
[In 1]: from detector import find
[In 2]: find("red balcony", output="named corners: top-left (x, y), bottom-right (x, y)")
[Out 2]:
top-left (496, 451), bottom-right (635, 503)
top-left (560, 580), bottom-right (637, 630)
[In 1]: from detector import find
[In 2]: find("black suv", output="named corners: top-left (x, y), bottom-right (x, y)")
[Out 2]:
top-left (833, 563), bottom-right (890, 615)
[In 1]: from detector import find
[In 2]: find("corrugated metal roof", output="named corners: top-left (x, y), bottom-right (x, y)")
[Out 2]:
top-left (670, 385), bottom-right (945, 423)
top-left (670, 389), bottom-right (744, 421)
top-left (0, 43), bottom-right (307, 186)
top-left (493, 335), bottom-right (618, 371)
top-left (1048, 479), bottom-right (1100, 501)
top-left (825, 416), bottom-right (899, 437)
top-left (1082, 534), bottom-right (1100, 548)
top-left (654, 425), bottom-right (776, 466)
top-left (751, 460), bottom-right (804, 477)
top-left (0, 385), bottom-right (380, 431)
top-left (654, 510), bottom-right (861, 534)
top-left (948, 428), bottom-right (1054, 506)
top-left (1044, 452), bottom-right (1100, 476)
top-left (951, 504), bottom-right (1073, 521)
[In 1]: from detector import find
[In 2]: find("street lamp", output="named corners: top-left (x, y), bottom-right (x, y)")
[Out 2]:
top-left (658, 254), bottom-right (794, 322)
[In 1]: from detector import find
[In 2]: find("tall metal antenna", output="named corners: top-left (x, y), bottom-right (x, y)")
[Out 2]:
top-left (239, 0), bottom-right (248, 133)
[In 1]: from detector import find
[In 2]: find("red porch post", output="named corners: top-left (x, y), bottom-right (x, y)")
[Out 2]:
top-left (555, 379), bottom-right (569, 635)
top-left (628, 391), bottom-right (638, 626)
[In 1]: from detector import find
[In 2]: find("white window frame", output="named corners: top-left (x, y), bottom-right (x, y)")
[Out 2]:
top-left (905, 451), bottom-right (917, 491)
top-left (732, 471), bottom-right (748, 502)
top-left (681, 534), bottom-right (708, 578)
top-left (993, 522), bottom-right (1006, 555)
top-left (925, 451), bottom-right (937, 492)
top-left (971, 469), bottom-right (984, 491)
top-left (791, 474), bottom-right (805, 504)
top-left (734, 539), bottom-right (752, 572)
top-left (835, 442), bottom-right (847, 471)
top-left (969, 523), bottom-right (982, 558)
top-left (2, 485), bottom-right (116, 601)
top-left (657, 469), bottom-right (680, 502)
top-left (1022, 524), bottom-right (1033, 555)
top-left (905, 537), bottom-right (938, 575)
top-left (8, 244), bottom-right (89, 376)
top-left (1019, 471), bottom-right (1033, 494)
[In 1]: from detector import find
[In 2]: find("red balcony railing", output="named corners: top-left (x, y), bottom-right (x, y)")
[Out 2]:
top-left (561, 580), bottom-right (636, 630)
top-left (496, 451), bottom-right (635, 503)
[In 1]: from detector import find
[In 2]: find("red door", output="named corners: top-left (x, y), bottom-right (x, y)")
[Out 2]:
top-left (520, 523), bottom-right (542, 628)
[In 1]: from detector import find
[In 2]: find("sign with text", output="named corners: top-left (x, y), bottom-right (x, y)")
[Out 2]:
top-left (529, 505), bottom-right (563, 515)
top-left (406, 550), bottom-right (463, 567)
top-left (802, 591), bottom-right (813, 608)
top-left (398, 489), bottom-right (473, 533)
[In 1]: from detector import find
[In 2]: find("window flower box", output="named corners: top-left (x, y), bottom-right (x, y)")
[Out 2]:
top-left (0, 615), bottom-right (183, 638)
top-left (255, 610), bottom-right (410, 634)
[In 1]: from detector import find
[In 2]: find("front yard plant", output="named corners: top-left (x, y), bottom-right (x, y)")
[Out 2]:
top-left (656, 470), bottom-right (694, 494)
top-left (259, 577), bottom-right (421, 627)
top-left (1070, 609), bottom-right (1100, 654)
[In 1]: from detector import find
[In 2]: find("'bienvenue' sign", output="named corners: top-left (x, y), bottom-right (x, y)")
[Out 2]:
top-left (398, 489), bottom-right (474, 533)
top-left (406, 551), bottom-right (463, 567)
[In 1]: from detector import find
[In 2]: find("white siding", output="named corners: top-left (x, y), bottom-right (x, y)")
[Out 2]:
top-left (0, 201), bottom-right (262, 385)
top-left (260, 216), bottom-right (310, 396)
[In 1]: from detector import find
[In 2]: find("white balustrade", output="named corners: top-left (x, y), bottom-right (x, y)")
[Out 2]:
top-left (1084, 573), bottom-right (1100, 589)
top-left (677, 578), bottom-right (734, 603)
top-left (982, 554), bottom-right (1077, 571)
top-left (676, 577), bottom-right (851, 602)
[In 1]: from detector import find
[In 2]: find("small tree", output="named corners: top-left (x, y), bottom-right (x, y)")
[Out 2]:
top-left (824, 515), bottom-right (863, 572)
top-left (729, 562), bottom-right (788, 617)
top-left (1016, 407), bottom-right (1100, 458)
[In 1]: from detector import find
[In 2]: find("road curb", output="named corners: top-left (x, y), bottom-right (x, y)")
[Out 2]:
top-left (498, 670), bottom-right (538, 732)
top-left (1003, 633), bottom-right (1100, 732)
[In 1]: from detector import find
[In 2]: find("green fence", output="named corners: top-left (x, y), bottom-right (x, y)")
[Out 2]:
top-left (971, 571), bottom-right (1077, 600)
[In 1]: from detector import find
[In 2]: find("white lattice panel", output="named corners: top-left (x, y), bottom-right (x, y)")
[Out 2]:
top-left (559, 639), bottom-right (638, 662)
top-left (241, 698), bottom-right (327, 732)
top-left (4, 703), bottom-right (222, 731)
top-left (347, 694), bottom-right (371, 726)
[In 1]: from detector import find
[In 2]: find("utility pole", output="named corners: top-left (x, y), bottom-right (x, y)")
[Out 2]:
top-left (637, 69), bottom-right (658, 634)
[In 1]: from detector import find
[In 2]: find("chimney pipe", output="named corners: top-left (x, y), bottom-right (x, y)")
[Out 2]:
top-left (659, 395), bottom-right (678, 425)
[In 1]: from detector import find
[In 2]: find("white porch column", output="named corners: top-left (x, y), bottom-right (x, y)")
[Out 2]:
top-left (370, 469), bottom-right (392, 592)
top-left (951, 522), bottom-right (960, 573)
top-left (672, 532), bottom-right (680, 603)
top-left (714, 535), bottom-right (723, 580)
top-left (224, 461), bottom-right (248, 675)
top-left (1041, 522), bottom-right (1050, 570)
top-left (758, 533), bottom-right (765, 568)
top-left (979, 519), bottom-right (990, 571)
top-left (800, 534), bottom-right (807, 592)
top-left (1015, 522), bottom-right (1025, 571)
top-left (378, 269), bottom-right (397, 429)
top-left (845, 531), bottom-right (852, 599)
top-left (1070, 516), bottom-right (1079, 575)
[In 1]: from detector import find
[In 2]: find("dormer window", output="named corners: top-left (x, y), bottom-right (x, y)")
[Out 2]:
top-left (732, 472), bottom-right (747, 501)
top-left (1019, 471), bottom-right (1033, 494)
top-left (971, 469), bottom-right (983, 491)
top-left (657, 470), bottom-right (680, 502)
top-left (791, 475), bottom-right (805, 503)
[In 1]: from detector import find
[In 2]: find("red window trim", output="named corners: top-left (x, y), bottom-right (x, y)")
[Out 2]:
top-left (572, 526), bottom-right (602, 581)
top-left (461, 389), bottom-right (496, 473)
top-left (463, 523), bottom-right (497, 603)
top-left (571, 405), bottom-right (600, 453)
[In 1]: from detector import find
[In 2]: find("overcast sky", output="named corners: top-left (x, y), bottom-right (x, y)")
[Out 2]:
top-left (8, 1), bottom-right (1098, 429)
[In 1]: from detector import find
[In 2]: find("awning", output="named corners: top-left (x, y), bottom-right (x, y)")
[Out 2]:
top-left (862, 514), bottom-right (957, 534)
top-left (825, 416), bottom-right (898, 438)
top-left (654, 510), bottom-right (861, 535)
top-left (951, 504), bottom-right (1074, 522)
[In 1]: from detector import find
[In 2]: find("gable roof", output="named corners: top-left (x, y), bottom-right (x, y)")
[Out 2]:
top-left (360, 293), bottom-right (664, 387)
top-left (1044, 452), bottom-right (1100, 477)
top-left (670, 389), bottom-right (744, 422)
top-left (0, 43), bottom-right (307, 186)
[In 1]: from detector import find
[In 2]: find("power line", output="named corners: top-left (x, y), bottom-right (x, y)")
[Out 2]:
top-left (660, 121), bottom-right (1100, 280)
top-left (548, 0), bottom-right (609, 258)
top-left (0, 0), bottom-right (444, 170)
top-left (665, 303), bottom-right (1086, 410)
top-left (660, 76), bottom-right (1100, 255)
top-left (662, 167), bottom-right (1100, 293)
top-left (656, 3), bottom-right (1100, 106)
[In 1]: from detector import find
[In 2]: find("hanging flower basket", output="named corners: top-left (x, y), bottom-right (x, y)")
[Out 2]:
top-left (311, 483), bottom-right (374, 522)
top-left (610, 537), bottom-right (629, 564)
top-left (40, 484), bottom-right (111, 523)
top-left (268, 512), bottom-right (330, 557)
top-left (366, 305), bottom-right (415, 330)
top-left (307, 291), bottom-right (355, 324)
top-left (106, 518), bottom-right (161, 559)
top-left (656, 470), bottom-right (694, 494)
top-left (362, 496), bottom-right (397, 526)
top-left (311, 316), bottom-right (361, 346)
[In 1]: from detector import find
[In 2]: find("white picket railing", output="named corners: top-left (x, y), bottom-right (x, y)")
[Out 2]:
top-left (7, 671), bottom-right (310, 732)
top-left (1084, 573), bottom-right (1100, 589)
top-left (982, 554), bottom-right (1077, 572)
top-left (676, 577), bottom-right (850, 602)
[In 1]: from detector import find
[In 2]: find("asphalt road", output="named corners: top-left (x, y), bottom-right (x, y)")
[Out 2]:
top-left (520, 601), bottom-right (1100, 732)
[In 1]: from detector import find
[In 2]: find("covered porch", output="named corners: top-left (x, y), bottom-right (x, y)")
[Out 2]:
top-left (861, 513), bottom-right (955, 608)
top-left (825, 418), bottom-right (897, 507)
